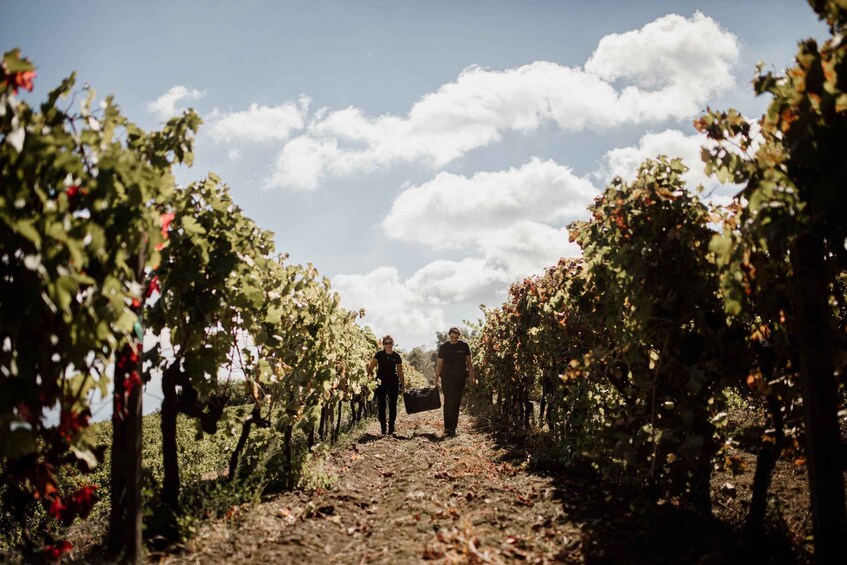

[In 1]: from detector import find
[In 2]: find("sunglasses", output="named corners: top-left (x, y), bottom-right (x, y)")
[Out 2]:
top-left (384, 341), bottom-right (393, 345)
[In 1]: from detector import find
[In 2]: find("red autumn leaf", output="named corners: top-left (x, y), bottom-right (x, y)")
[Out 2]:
top-left (116, 345), bottom-right (139, 371)
top-left (113, 395), bottom-right (125, 421)
top-left (160, 212), bottom-right (175, 238)
top-left (145, 275), bottom-right (161, 298)
top-left (58, 410), bottom-right (89, 441)
top-left (42, 540), bottom-right (72, 561)
top-left (515, 494), bottom-right (534, 506)
top-left (41, 481), bottom-right (58, 498)
top-left (123, 370), bottom-right (142, 394)
top-left (48, 496), bottom-right (67, 520)
top-left (5, 69), bottom-right (36, 94)
top-left (71, 485), bottom-right (98, 518)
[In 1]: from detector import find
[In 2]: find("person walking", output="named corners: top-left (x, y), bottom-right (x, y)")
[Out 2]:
top-left (434, 327), bottom-right (475, 437)
top-left (367, 335), bottom-right (405, 435)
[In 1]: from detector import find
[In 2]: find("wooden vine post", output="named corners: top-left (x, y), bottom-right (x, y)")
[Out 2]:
top-left (108, 251), bottom-right (146, 563)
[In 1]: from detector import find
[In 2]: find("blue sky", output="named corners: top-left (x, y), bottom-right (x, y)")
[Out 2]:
top-left (3, 1), bottom-right (828, 358)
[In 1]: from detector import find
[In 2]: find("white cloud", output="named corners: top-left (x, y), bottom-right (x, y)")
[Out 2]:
top-left (595, 127), bottom-right (759, 203)
top-left (206, 97), bottom-right (309, 142)
top-left (384, 158), bottom-right (595, 249)
top-left (227, 149), bottom-right (242, 162)
top-left (266, 136), bottom-right (367, 190)
top-left (334, 231), bottom-right (581, 347)
top-left (268, 12), bottom-right (739, 189)
top-left (333, 267), bottom-right (446, 345)
top-left (407, 161), bottom-right (587, 329)
top-left (401, 223), bottom-right (578, 307)
top-left (333, 159), bottom-right (590, 343)
top-left (147, 86), bottom-right (206, 120)
top-left (333, 261), bottom-right (512, 348)
top-left (584, 12), bottom-right (738, 122)
top-left (597, 129), bottom-right (715, 188)
top-left (382, 158), bottom-right (588, 306)
top-left (406, 258), bottom-right (514, 304)
top-left (483, 222), bottom-right (579, 276)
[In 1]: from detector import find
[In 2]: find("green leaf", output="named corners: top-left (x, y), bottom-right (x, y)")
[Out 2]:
top-left (53, 275), bottom-right (77, 313)
top-left (14, 219), bottom-right (42, 248)
top-left (3, 49), bottom-right (35, 73)
top-left (709, 234), bottom-right (733, 265)
top-left (114, 310), bottom-right (137, 334)
top-left (181, 215), bottom-right (206, 235)
top-left (2, 428), bottom-right (37, 459)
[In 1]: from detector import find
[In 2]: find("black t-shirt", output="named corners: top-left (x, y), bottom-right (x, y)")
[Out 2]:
top-left (438, 340), bottom-right (471, 377)
top-left (374, 350), bottom-right (402, 384)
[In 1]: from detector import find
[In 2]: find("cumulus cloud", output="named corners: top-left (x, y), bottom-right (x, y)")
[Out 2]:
top-left (406, 258), bottom-right (514, 305)
top-left (584, 12), bottom-right (738, 122)
top-left (594, 126), bottom-right (761, 204)
top-left (483, 222), bottom-right (579, 276)
top-left (335, 236), bottom-right (581, 347)
top-left (383, 159), bottom-right (588, 303)
top-left (266, 136), bottom-right (367, 190)
top-left (398, 223), bottom-right (579, 308)
top-left (384, 158), bottom-right (595, 249)
top-left (333, 267), bottom-right (446, 345)
top-left (334, 158), bottom-right (589, 342)
top-left (597, 129), bottom-right (715, 188)
top-left (382, 159), bottom-right (591, 279)
top-left (334, 157), bottom-right (593, 343)
top-left (206, 97), bottom-right (309, 142)
top-left (333, 261), bottom-right (511, 348)
top-left (147, 86), bottom-right (206, 120)
top-left (268, 12), bottom-right (738, 189)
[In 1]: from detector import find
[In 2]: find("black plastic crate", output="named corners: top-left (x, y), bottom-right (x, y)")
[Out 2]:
top-left (403, 386), bottom-right (441, 415)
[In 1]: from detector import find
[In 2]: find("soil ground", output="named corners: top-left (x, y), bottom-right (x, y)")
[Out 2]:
top-left (155, 410), bottom-right (806, 564)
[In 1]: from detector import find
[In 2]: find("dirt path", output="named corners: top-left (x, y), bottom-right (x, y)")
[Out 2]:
top-left (166, 411), bottom-right (582, 564)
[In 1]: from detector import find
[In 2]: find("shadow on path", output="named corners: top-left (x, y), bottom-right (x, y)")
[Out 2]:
top-left (477, 419), bottom-right (800, 565)
top-left (411, 432), bottom-right (444, 443)
top-left (357, 432), bottom-right (417, 443)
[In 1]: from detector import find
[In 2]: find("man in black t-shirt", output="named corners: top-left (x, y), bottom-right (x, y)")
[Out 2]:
top-left (434, 327), bottom-right (475, 436)
top-left (366, 335), bottom-right (405, 435)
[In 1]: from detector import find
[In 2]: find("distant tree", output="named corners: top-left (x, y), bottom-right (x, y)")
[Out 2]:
top-left (405, 346), bottom-right (436, 382)
top-left (434, 325), bottom-right (476, 349)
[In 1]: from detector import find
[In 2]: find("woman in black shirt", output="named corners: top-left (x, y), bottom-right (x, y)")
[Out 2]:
top-left (367, 335), bottom-right (405, 435)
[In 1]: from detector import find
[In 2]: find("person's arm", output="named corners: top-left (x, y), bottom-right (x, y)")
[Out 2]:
top-left (397, 362), bottom-right (405, 390)
top-left (434, 358), bottom-right (443, 389)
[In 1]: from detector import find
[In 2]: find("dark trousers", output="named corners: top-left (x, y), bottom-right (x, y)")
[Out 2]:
top-left (441, 375), bottom-right (467, 432)
top-left (376, 381), bottom-right (399, 433)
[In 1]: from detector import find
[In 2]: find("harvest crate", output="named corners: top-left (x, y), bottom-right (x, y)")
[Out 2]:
top-left (403, 386), bottom-right (441, 415)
